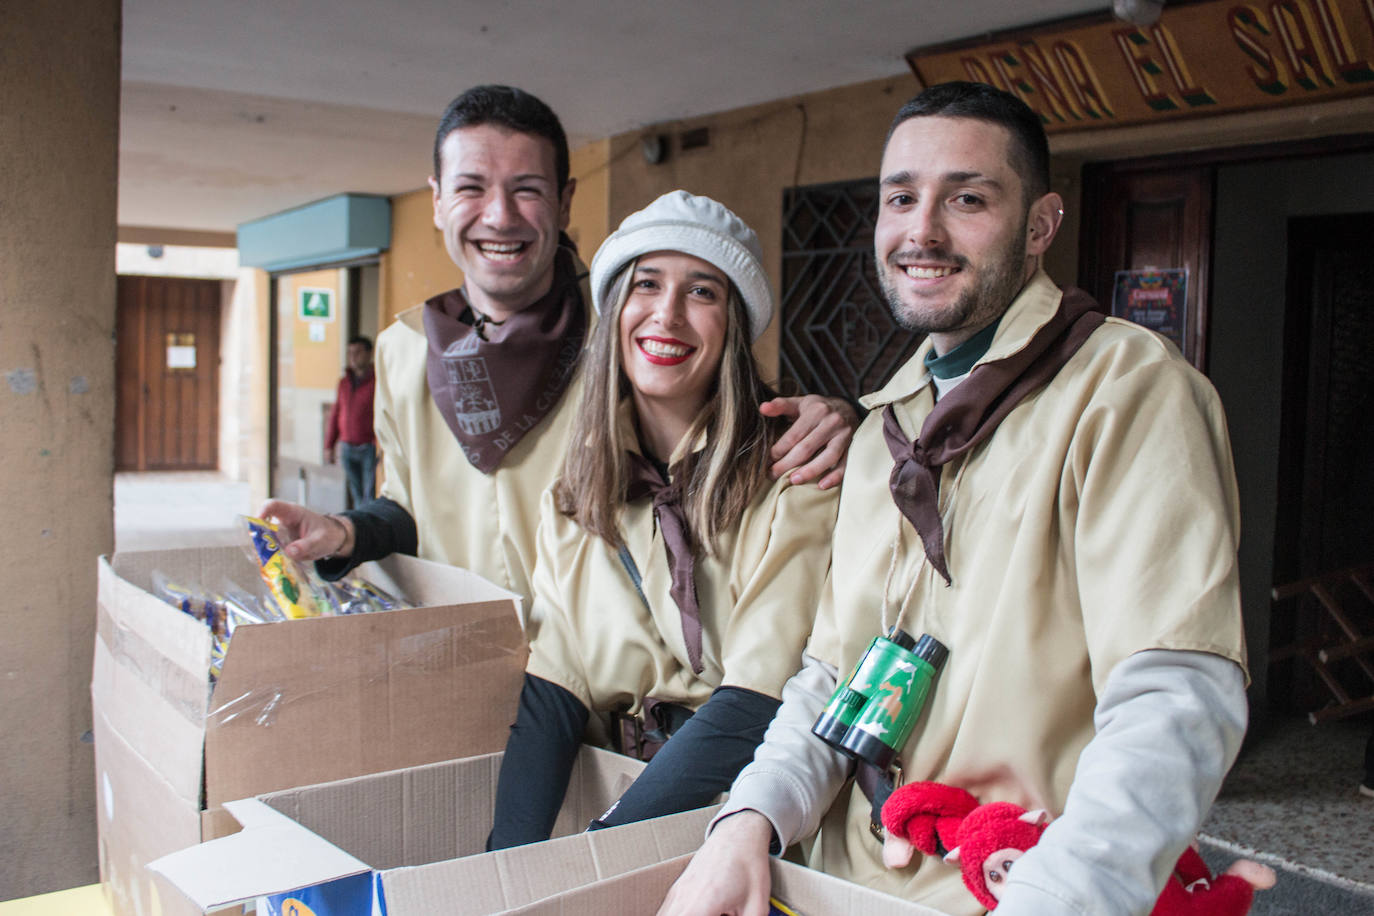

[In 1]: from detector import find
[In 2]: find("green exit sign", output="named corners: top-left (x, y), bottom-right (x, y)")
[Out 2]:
top-left (298, 287), bottom-right (334, 321)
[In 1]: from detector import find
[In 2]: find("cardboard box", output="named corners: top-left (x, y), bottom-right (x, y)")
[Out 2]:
top-left (504, 852), bottom-right (949, 915)
top-left (92, 546), bottom-right (528, 916)
top-left (148, 745), bottom-right (720, 915)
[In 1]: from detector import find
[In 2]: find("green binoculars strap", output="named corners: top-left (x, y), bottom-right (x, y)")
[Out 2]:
top-left (856, 762), bottom-right (896, 842)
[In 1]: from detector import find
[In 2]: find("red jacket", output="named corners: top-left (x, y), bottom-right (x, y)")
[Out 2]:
top-left (325, 368), bottom-right (375, 448)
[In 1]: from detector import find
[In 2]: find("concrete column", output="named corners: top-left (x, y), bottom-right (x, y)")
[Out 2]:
top-left (0, 0), bottom-right (120, 899)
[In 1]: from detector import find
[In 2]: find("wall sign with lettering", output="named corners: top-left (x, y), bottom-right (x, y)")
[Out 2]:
top-left (906, 0), bottom-right (1374, 134)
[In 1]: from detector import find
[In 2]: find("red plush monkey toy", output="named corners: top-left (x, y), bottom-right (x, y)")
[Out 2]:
top-left (880, 781), bottom-right (1276, 914)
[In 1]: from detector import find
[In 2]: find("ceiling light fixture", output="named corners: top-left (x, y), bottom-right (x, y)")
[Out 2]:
top-left (1113, 0), bottom-right (1164, 25)
top-left (641, 133), bottom-right (668, 165)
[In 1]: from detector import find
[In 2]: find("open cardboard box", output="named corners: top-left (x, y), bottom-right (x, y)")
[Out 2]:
top-left (148, 745), bottom-right (719, 915)
top-left (504, 851), bottom-right (948, 915)
top-left (92, 546), bottom-right (528, 916)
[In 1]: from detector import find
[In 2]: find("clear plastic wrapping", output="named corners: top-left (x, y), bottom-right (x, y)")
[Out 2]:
top-left (146, 517), bottom-right (413, 687)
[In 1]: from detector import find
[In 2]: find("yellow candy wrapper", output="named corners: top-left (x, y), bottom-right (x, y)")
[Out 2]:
top-left (239, 515), bottom-right (323, 620)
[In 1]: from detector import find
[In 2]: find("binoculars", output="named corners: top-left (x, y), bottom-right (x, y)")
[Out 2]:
top-left (812, 628), bottom-right (948, 771)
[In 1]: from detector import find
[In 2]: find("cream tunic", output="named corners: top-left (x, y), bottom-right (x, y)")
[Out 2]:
top-left (524, 454), bottom-right (838, 738)
top-left (803, 271), bottom-right (1247, 912)
top-left (373, 295), bottom-right (590, 607)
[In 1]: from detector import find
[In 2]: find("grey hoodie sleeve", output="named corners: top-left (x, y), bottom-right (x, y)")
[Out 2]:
top-left (709, 654), bottom-right (853, 850)
top-left (994, 648), bottom-right (1248, 916)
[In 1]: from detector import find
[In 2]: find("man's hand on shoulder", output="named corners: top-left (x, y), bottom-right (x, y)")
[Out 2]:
top-left (760, 394), bottom-right (857, 490)
top-left (657, 810), bottom-right (775, 916)
top-left (258, 499), bottom-right (353, 562)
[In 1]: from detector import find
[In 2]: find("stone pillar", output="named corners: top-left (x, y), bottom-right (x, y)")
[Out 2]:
top-left (0, 0), bottom-right (120, 898)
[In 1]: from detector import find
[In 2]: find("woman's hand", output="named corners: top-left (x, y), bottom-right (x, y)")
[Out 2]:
top-left (760, 394), bottom-right (857, 489)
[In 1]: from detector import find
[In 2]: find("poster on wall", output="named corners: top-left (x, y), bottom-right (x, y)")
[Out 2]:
top-left (1111, 268), bottom-right (1188, 354)
top-left (298, 287), bottom-right (334, 321)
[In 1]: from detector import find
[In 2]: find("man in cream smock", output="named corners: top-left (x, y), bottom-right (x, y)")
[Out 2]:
top-left (261, 86), bottom-right (854, 603)
top-left (262, 84), bottom-right (590, 602)
top-left (660, 82), bottom-right (1248, 916)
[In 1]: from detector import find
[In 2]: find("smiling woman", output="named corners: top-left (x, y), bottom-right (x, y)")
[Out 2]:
top-left (616, 252), bottom-right (730, 457)
top-left (486, 191), bottom-right (840, 849)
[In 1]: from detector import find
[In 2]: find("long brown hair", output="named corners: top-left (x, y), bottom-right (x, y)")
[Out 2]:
top-left (555, 259), bottom-right (781, 555)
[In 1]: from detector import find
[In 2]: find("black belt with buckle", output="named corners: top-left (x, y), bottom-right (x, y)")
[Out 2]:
top-left (609, 698), bottom-right (695, 762)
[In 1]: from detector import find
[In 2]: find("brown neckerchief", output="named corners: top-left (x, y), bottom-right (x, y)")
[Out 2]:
top-left (883, 286), bottom-right (1105, 584)
top-left (423, 247), bottom-right (586, 473)
top-left (625, 452), bottom-right (703, 675)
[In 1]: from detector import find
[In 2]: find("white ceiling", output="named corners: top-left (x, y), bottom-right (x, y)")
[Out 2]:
top-left (119, 0), bottom-right (1111, 233)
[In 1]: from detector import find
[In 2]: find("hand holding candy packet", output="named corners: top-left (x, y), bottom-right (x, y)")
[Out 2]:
top-left (148, 521), bottom-right (414, 686)
top-left (238, 515), bottom-right (327, 620)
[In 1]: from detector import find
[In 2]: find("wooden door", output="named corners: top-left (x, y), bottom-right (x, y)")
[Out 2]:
top-left (115, 276), bottom-right (221, 470)
top-left (1270, 212), bottom-right (1374, 710)
top-left (1275, 213), bottom-right (1374, 579)
top-left (1079, 163), bottom-right (1214, 370)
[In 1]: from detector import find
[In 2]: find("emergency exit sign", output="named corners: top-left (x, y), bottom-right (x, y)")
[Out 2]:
top-left (298, 287), bottom-right (334, 321)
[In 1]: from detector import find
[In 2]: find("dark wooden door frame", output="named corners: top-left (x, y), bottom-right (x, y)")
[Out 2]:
top-left (1078, 133), bottom-right (1374, 376)
top-left (1078, 163), bottom-right (1214, 371)
top-left (1269, 211), bottom-right (1374, 711)
top-left (1273, 211), bottom-right (1374, 583)
top-left (265, 256), bottom-right (378, 498)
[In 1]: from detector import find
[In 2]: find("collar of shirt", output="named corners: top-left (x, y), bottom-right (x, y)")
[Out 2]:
top-left (923, 315), bottom-right (1002, 380)
top-left (615, 397), bottom-right (710, 467)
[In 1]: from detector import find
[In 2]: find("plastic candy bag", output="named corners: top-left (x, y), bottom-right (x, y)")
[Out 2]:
top-left (238, 515), bottom-right (326, 619)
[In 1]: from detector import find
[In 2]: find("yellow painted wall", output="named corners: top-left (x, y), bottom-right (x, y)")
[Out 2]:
top-left (278, 269), bottom-right (345, 390)
top-left (0, 0), bottom-right (119, 896)
top-left (381, 187), bottom-right (458, 328)
top-left (568, 138), bottom-right (611, 260)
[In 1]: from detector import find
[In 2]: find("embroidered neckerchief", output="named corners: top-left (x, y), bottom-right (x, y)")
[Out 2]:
top-left (624, 452), bottom-right (703, 674)
top-left (422, 247), bottom-right (586, 473)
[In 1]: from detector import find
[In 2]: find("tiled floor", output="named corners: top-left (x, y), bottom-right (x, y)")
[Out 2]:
top-left (114, 471), bottom-right (250, 552)
top-left (1204, 712), bottom-right (1374, 888)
